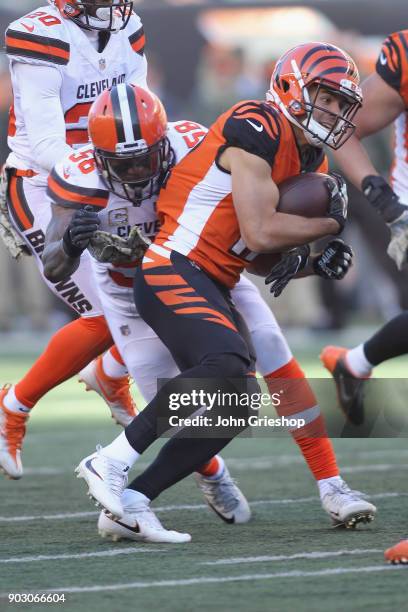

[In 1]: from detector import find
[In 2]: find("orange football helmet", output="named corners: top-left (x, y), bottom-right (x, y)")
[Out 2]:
top-left (88, 84), bottom-right (171, 203)
top-left (267, 42), bottom-right (362, 149)
top-left (48, 1), bottom-right (133, 31)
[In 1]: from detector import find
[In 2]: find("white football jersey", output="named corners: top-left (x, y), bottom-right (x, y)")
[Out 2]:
top-left (47, 121), bottom-right (208, 286)
top-left (6, 5), bottom-right (147, 175)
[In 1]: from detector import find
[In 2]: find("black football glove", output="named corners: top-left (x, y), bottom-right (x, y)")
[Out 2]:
top-left (361, 175), bottom-right (406, 223)
top-left (62, 205), bottom-right (100, 258)
top-left (325, 172), bottom-right (348, 235)
top-left (313, 238), bottom-right (353, 280)
top-left (362, 175), bottom-right (408, 270)
top-left (265, 244), bottom-right (311, 297)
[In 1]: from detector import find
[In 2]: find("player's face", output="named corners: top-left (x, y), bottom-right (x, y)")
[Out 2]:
top-left (109, 155), bottom-right (160, 184)
top-left (309, 85), bottom-right (352, 129)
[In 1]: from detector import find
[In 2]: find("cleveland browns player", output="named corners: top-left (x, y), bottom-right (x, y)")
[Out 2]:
top-left (43, 83), bottom-right (372, 542)
top-left (0, 0), bottom-right (148, 479)
top-left (316, 30), bottom-right (408, 563)
top-left (75, 43), bottom-right (377, 539)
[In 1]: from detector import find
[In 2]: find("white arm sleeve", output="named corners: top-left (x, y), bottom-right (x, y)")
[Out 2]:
top-left (127, 53), bottom-right (148, 89)
top-left (14, 62), bottom-right (73, 173)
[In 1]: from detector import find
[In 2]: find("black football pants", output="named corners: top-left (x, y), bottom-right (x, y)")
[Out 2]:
top-left (125, 250), bottom-right (259, 500)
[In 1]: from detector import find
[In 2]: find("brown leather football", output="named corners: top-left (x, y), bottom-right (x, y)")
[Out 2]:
top-left (246, 172), bottom-right (331, 277)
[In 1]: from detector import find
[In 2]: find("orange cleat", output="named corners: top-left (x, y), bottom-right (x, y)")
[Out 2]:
top-left (0, 384), bottom-right (28, 479)
top-left (320, 345), bottom-right (367, 426)
top-left (78, 356), bottom-right (137, 427)
top-left (385, 539), bottom-right (408, 564)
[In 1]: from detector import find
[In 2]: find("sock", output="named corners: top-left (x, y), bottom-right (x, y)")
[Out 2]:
top-left (102, 347), bottom-right (128, 378)
top-left (197, 455), bottom-right (224, 478)
top-left (14, 315), bottom-right (113, 408)
top-left (265, 358), bottom-right (339, 481)
top-left (346, 344), bottom-right (373, 377)
top-left (103, 431), bottom-right (140, 466)
top-left (3, 386), bottom-right (31, 414)
top-left (363, 312), bottom-right (408, 366)
top-left (317, 475), bottom-right (344, 499)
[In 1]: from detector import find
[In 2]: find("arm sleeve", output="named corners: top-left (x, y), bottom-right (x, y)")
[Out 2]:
top-left (14, 62), bottom-right (73, 173)
top-left (127, 52), bottom-right (148, 88)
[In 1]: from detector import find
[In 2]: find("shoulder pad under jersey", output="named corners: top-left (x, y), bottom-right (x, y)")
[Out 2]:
top-left (47, 146), bottom-right (109, 210)
top-left (6, 6), bottom-right (71, 67)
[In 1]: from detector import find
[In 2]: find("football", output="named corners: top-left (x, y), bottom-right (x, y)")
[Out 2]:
top-left (246, 172), bottom-right (332, 277)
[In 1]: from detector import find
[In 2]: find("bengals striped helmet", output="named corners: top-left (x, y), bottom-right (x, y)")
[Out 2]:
top-left (88, 84), bottom-right (171, 204)
top-left (49, 1), bottom-right (133, 32)
top-left (267, 42), bottom-right (362, 149)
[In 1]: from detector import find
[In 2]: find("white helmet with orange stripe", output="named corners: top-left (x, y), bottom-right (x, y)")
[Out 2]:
top-left (48, 1), bottom-right (133, 32)
top-left (88, 84), bottom-right (172, 204)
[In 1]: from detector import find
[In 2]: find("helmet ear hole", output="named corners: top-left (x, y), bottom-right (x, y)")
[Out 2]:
top-left (281, 79), bottom-right (290, 93)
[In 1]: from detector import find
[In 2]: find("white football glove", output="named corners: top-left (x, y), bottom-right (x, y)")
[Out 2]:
top-left (88, 225), bottom-right (151, 265)
top-left (0, 166), bottom-right (31, 259)
top-left (387, 209), bottom-right (408, 271)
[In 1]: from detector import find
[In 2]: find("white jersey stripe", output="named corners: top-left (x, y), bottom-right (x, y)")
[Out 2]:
top-left (164, 161), bottom-right (232, 254)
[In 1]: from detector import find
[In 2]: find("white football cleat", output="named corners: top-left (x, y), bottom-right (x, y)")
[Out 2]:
top-left (98, 490), bottom-right (191, 543)
top-left (75, 446), bottom-right (128, 518)
top-left (321, 480), bottom-right (377, 528)
top-left (194, 465), bottom-right (251, 524)
top-left (0, 385), bottom-right (28, 480)
top-left (78, 356), bottom-right (137, 427)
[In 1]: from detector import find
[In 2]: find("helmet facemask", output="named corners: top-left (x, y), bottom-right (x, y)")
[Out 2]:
top-left (94, 138), bottom-right (172, 205)
top-left (61, 1), bottom-right (133, 32)
top-left (291, 80), bottom-right (361, 149)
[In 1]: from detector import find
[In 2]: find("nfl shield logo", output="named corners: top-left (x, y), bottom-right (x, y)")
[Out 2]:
top-left (99, 58), bottom-right (106, 71)
top-left (120, 325), bottom-right (131, 336)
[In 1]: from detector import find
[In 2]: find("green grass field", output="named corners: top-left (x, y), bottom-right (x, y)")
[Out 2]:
top-left (1, 351), bottom-right (408, 612)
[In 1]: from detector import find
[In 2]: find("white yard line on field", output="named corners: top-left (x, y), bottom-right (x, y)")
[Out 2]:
top-left (0, 547), bottom-right (166, 564)
top-left (0, 565), bottom-right (403, 596)
top-left (0, 492), bottom-right (401, 524)
top-left (201, 548), bottom-right (383, 566)
top-left (24, 449), bottom-right (408, 476)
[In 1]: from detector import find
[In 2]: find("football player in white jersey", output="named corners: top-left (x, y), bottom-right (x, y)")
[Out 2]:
top-left (43, 83), bottom-right (374, 542)
top-left (0, 1), bottom-right (149, 479)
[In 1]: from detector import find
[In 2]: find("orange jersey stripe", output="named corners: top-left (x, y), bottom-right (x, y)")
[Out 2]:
top-left (8, 176), bottom-right (33, 231)
top-left (47, 174), bottom-right (108, 208)
top-left (6, 34), bottom-right (69, 63)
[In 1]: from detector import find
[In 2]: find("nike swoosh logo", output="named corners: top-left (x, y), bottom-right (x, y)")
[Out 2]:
top-left (208, 502), bottom-right (235, 524)
top-left (246, 119), bottom-right (263, 133)
top-left (379, 51), bottom-right (387, 66)
top-left (337, 373), bottom-right (354, 405)
top-left (21, 22), bottom-right (34, 32)
top-left (113, 518), bottom-right (141, 533)
top-left (85, 458), bottom-right (103, 480)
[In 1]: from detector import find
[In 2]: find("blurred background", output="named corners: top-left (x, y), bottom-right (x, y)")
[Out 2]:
top-left (1, 0), bottom-right (408, 351)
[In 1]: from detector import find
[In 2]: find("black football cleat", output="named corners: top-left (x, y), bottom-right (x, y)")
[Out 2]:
top-left (320, 346), bottom-right (367, 425)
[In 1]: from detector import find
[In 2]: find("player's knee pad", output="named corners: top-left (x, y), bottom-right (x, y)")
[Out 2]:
top-left (250, 324), bottom-right (293, 376)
